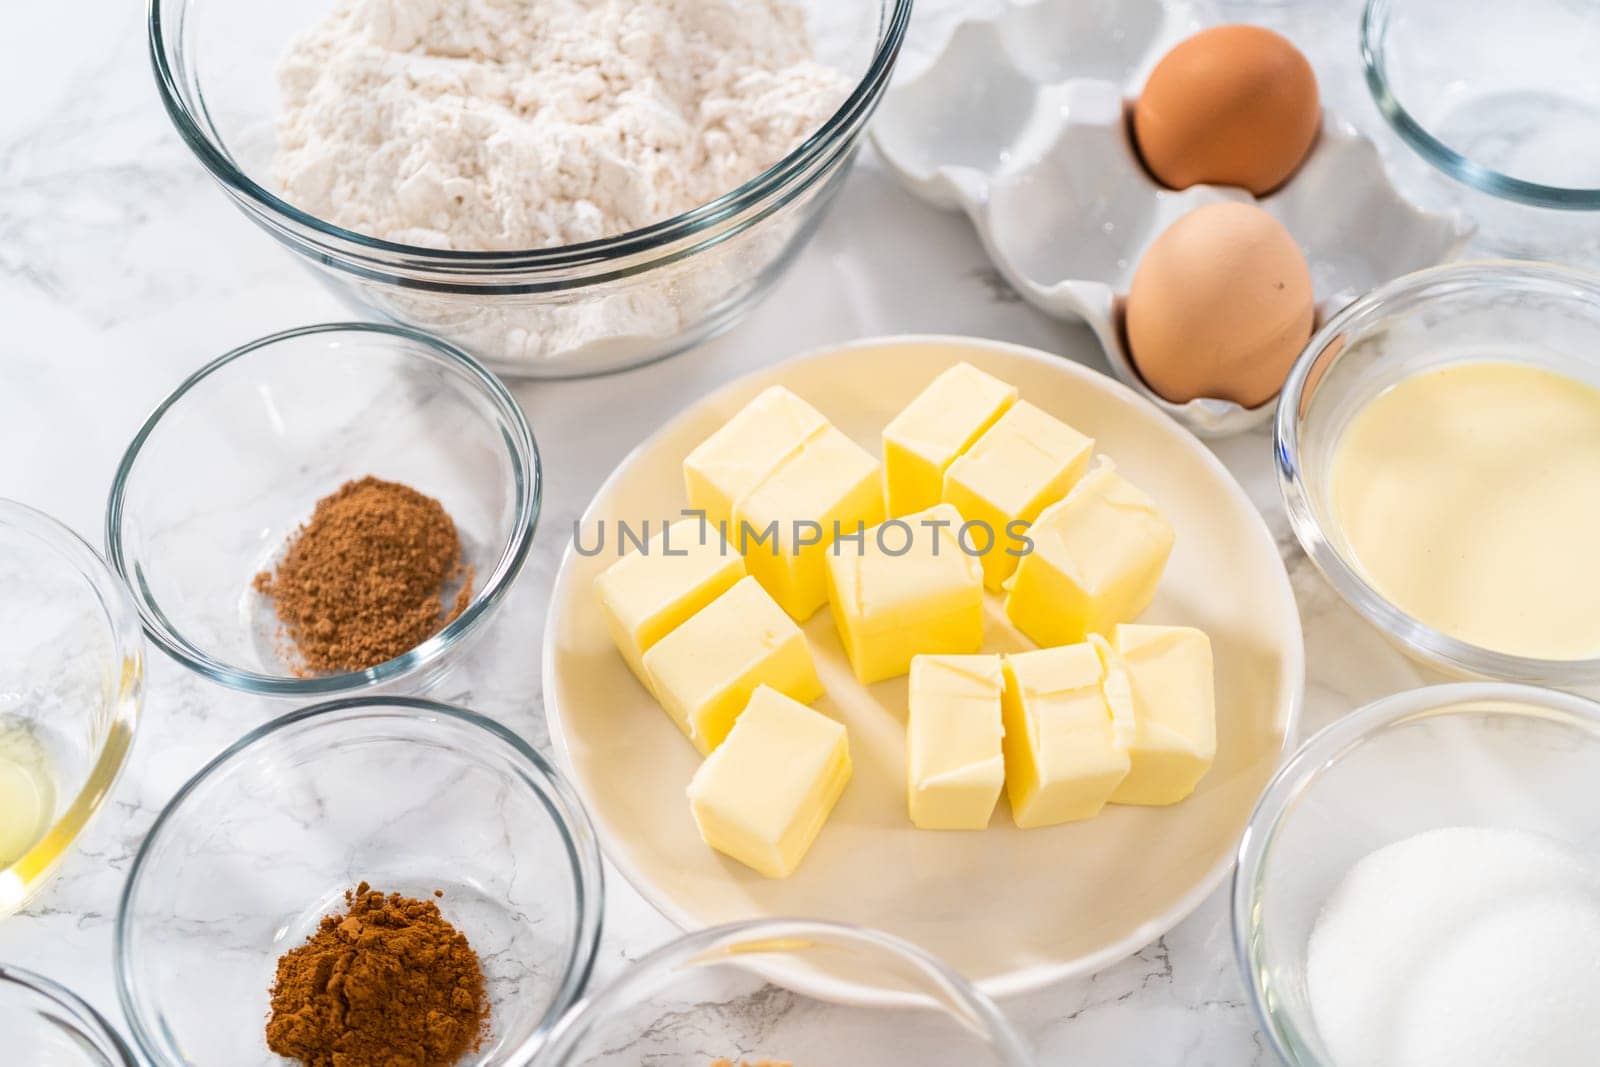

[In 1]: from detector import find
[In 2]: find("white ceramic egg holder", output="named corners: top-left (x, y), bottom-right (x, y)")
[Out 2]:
top-left (872, 0), bottom-right (1472, 436)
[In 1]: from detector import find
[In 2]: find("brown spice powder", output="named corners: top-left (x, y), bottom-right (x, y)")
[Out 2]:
top-left (266, 883), bottom-right (489, 1067)
top-left (253, 476), bottom-right (474, 675)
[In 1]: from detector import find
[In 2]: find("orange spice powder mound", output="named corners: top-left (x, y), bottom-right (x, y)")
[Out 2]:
top-left (253, 476), bottom-right (473, 675)
top-left (266, 883), bottom-right (489, 1067)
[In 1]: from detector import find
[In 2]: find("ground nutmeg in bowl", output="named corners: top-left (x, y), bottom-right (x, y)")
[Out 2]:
top-left (267, 883), bottom-right (489, 1067)
top-left (253, 476), bottom-right (474, 675)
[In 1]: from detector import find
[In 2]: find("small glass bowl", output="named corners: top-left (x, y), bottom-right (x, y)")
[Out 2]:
top-left (106, 322), bottom-right (539, 697)
top-left (1362, 0), bottom-right (1600, 259)
top-left (1276, 259), bottom-right (1600, 685)
top-left (0, 965), bottom-right (138, 1065)
top-left (1233, 682), bottom-right (1600, 1065)
top-left (1, 500), bottom-right (143, 916)
top-left (534, 919), bottom-right (1034, 1065)
top-left (147, 0), bottom-right (912, 379)
top-left (116, 697), bottom-right (605, 1066)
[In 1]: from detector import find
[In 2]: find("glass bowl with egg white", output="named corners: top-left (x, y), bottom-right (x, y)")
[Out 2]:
top-left (147, 0), bottom-right (913, 378)
top-left (0, 500), bottom-right (143, 918)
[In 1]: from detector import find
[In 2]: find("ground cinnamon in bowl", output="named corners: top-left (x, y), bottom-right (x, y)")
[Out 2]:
top-left (253, 476), bottom-right (474, 675)
top-left (266, 883), bottom-right (489, 1067)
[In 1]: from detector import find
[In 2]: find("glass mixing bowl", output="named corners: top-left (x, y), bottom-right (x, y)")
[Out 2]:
top-left (1233, 683), bottom-right (1600, 1066)
top-left (0, 965), bottom-right (138, 1066)
top-left (106, 322), bottom-right (539, 697)
top-left (147, 0), bottom-right (913, 379)
top-left (116, 697), bottom-right (605, 1066)
top-left (532, 919), bottom-right (1034, 1066)
top-left (0, 500), bottom-right (143, 917)
top-left (1363, 0), bottom-right (1600, 259)
top-left (1276, 260), bottom-right (1600, 685)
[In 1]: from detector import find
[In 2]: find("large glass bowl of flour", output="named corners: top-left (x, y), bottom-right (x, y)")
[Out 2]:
top-left (148, 0), bottom-right (912, 378)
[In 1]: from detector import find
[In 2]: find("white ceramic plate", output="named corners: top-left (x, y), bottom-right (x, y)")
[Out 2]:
top-left (870, 0), bottom-right (1472, 436)
top-left (543, 336), bottom-right (1304, 1000)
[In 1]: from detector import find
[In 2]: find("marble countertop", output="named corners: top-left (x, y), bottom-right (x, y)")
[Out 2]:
top-left (0, 0), bottom-right (1464, 1063)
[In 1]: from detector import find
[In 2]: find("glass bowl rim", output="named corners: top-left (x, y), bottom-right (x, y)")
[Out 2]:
top-left (530, 917), bottom-right (1036, 1066)
top-left (113, 695), bottom-right (607, 1067)
top-left (1275, 258), bottom-right (1600, 685)
top-left (1230, 680), bottom-right (1600, 1066)
top-left (1360, 0), bottom-right (1600, 210)
top-left (104, 321), bottom-right (541, 697)
top-left (0, 963), bottom-right (140, 1066)
top-left (146, 0), bottom-right (915, 273)
top-left (0, 498), bottom-right (144, 902)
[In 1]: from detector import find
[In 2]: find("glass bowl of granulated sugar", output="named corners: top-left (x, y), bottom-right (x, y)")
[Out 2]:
top-left (1234, 683), bottom-right (1600, 1067)
top-left (148, 0), bottom-right (914, 379)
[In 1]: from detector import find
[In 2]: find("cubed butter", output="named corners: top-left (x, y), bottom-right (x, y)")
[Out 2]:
top-left (907, 654), bottom-right (1006, 830)
top-left (942, 400), bottom-right (1094, 591)
top-left (1102, 624), bottom-right (1216, 806)
top-left (683, 386), bottom-right (828, 529)
top-left (882, 362), bottom-right (1018, 517)
top-left (825, 503), bottom-right (984, 684)
top-left (687, 686), bottom-right (852, 878)
top-left (642, 576), bottom-right (823, 754)
top-left (593, 519), bottom-right (746, 690)
top-left (732, 424), bottom-right (884, 622)
top-left (1004, 459), bottom-right (1174, 648)
top-left (1001, 642), bottom-right (1131, 828)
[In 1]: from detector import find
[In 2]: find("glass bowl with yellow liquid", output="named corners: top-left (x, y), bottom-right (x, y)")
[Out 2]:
top-left (0, 499), bottom-right (144, 916)
top-left (1276, 260), bottom-right (1600, 684)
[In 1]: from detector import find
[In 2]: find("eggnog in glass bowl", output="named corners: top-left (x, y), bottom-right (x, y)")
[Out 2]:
top-left (1277, 260), bottom-right (1600, 684)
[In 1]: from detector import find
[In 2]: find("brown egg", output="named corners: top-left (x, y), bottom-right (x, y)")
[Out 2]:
top-left (1125, 202), bottom-right (1314, 409)
top-left (1133, 25), bottom-right (1320, 195)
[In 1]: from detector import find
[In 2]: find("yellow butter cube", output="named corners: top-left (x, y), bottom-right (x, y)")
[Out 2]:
top-left (683, 386), bottom-right (828, 529)
top-left (593, 519), bottom-right (746, 691)
top-left (687, 686), bottom-right (852, 878)
top-left (642, 577), bottom-right (823, 754)
top-left (1004, 459), bottom-right (1174, 648)
top-left (942, 400), bottom-right (1094, 591)
top-left (882, 362), bottom-right (1018, 517)
top-left (1103, 624), bottom-right (1216, 806)
top-left (825, 503), bottom-right (984, 685)
top-left (1001, 641), bottom-right (1131, 828)
top-left (732, 425), bottom-right (884, 622)
top-left (907, 654), bottom-right (1006, 830)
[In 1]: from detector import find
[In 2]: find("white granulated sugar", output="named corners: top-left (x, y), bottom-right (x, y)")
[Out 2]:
top-left (1306, 826), bottom-right (1600, 1067)
top-left (275, 0), bottom-right (851, 251)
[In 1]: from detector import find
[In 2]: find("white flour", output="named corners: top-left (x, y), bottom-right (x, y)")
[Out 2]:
top-left (276, 0), bottom-right (850, 251)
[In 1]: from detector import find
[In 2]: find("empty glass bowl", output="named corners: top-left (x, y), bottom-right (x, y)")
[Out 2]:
top-left (106, 322), bottom-right (539, 697)
top-left (1363, 0), bottom-right (1600, 259)
top-left (116, 697), bottom-right (605, 1066)
top-left (1276, 260), bottom-right (1600, 685)
top-left (1233, 683), bottom-right (1600, 1065)
top-left (534, 919), bottom-right (1034, 1065)
top-left (147, 0), bottom-right (913, 378)
top-left (1, 500), bottom-right (143, 916)
top-left (0, 965), bottom-right (137, 1066)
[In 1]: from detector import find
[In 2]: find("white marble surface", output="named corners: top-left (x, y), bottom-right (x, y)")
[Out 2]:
top-left (0, 0), bottom-right (1474, 1063)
